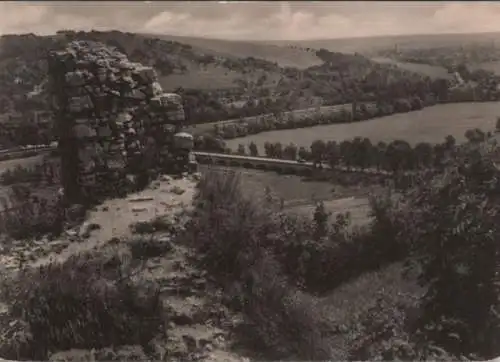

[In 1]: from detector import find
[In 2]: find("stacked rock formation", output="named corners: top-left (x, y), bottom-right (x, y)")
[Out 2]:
top-left (47, 40), bottom-right (192, 204)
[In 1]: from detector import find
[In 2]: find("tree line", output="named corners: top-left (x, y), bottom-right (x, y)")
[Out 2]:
top-left (233, 127), bottom-right (491, 174)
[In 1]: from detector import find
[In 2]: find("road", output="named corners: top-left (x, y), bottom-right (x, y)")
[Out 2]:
top-left (193, 151), bottom-right (395, 176)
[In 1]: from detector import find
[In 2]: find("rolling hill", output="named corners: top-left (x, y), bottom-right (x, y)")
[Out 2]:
top-left (144, 33), bottom-right (323, 69)
top-left (0, 29), bottom-right (456, 148)
top-left (263, 32), bottom-right (500, 55)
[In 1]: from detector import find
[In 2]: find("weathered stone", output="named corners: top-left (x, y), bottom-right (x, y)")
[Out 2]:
top-left (49, 40), bottom-right (191, 203)
top-left (65, 70), bottom-right (87, 87)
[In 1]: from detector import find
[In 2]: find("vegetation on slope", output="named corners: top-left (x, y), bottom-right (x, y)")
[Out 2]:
top-left (2, 126), bottom-right (500, 360)
top-left (1, 30), bottom-right (457, 147)
top-left (187, 132), bottom-right (500, 360)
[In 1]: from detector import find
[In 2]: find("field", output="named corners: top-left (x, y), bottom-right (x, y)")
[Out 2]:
top-left (270, 32), bottom-right (500, 54)
top-left (370, 57), bottom-right (452, 79)
top-left (159, 62), bottom-right (282, 91)
top-left (146, 34), bottom-right (324, 69)
top-left (200, 165), bottom-right (377, 228)
top-left (470, 61), bottom-right (500, 75)
top-left (227, 102), bottom-right (500, 152)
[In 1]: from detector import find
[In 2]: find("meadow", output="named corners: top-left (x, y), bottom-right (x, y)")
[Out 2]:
top-left (147, 33), bottom-right (323, 69)
top-left (159, 63), bottom-right (282, 91)
top-left (470, 61), bottom-right (500, 75)
top-left (199, 165), bottom-right (377, 228)
top-left (227, 101), bottom-right (500, 153)
top-left (370, 56), bottom-right (452, 79)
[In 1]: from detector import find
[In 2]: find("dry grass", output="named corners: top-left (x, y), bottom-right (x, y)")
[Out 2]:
top-left (0, 245), bottom-right (165, 360)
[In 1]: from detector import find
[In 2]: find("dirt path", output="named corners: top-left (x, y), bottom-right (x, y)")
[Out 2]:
top-left (30, 175), bottom-right (196, 268)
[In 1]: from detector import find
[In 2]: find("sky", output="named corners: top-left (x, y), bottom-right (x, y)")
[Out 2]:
top-left (1, 1), bottom-right (500, 41)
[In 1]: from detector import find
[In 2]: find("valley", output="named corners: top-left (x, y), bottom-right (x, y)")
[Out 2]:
top-left (2, 4), bottom-right (500, 361)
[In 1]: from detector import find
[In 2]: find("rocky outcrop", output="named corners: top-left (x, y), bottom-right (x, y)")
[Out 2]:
top-left (47, 40), bottom-right (194, 204)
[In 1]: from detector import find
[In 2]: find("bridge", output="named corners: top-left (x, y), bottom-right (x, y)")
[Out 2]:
top-left (0, 145), bottom-right (392, 178)
top-left (192, 151), bottom-right (391, 177)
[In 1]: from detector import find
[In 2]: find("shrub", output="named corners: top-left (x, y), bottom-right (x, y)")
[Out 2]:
top-left (0, 247), bottom-right (164, 360)
top-left (187, 169), bottom-right (334, 359)
top-left (128, 234), bottom-right (173, 260)
top-left (0, 184), bottom-right (64, 239)
top-left (186, 169), bottom-right (418, 359)
top-left (0, 160), bottom-right (59, 186)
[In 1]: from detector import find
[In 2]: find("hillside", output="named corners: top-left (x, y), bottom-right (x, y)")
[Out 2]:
top-left (0, 30), bottom-right (454, 147)
top-left (264, 32), bottom-right (500, 55)
top-left (145, 33), bottom-right (323, 69)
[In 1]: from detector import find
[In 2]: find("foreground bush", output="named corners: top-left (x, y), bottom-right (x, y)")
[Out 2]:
top-left (191, 170), bottom-right (406, 294)
top-left (183, 169), bottom-right (414, 359)
top-left (0, 184), bottom-right (65, 239)
top-left (0, 247), bottom-right (164, 360)
top-left (390, 140), bottom-right (500, 359)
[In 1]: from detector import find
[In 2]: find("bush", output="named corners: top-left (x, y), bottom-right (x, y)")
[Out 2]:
top-left (0, 184), bottom-right (64, 239)
top-left (187, 169), bottom-right (334, 359)
top-left (185, 169), bottom-right (418, 359)
top-left (0, 247), bottom-right (165, 360)
top-left (128, 234), bottom-right (173, 260)
top-left (0, 160), bottom-right (59, 186)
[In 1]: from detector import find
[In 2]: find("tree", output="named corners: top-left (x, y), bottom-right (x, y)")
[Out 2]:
top-left (248, 141), bottom-right (258, 156)
top-left (298, 146), bottom-right (310, 161)
top-left (273, 142), bottom-right (284, 159)
top-left (414, 142), bottom-right (434, 169)
top-left (350, 137), bottom-right (374, 170)
top-left (374, 141), bottom-right (388, 171)
top-left (283, 143), bottom-right (298, 161)
top-left (444, 135), bottom-right (456, 150)
top-left (325, 141), bottom-right (340, 168)
top-left (313, 201), bottom-right (330, 239)
top-left (465, 128), bottom-right (486, 144)
top-left (264, 141), bottom-right (274, 158)
top-left (340, 140), bottom-right (353, 170)
top-left (399, 143), bottom-right (500, 359)
top-left (310, 140), bottom-right (326, 168)
top-left (385, 140), bottom-right (414, 172)
top-left (237, 144), bottom-right (246, 155)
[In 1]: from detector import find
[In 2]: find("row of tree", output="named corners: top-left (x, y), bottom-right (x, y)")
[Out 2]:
top-left (235, 127), bottom-right (491, 173)
top-left (215, 97), bottom-right (428, 141)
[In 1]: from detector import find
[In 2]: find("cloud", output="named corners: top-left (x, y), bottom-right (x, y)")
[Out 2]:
top-left (432, 2), bottom-right (500, 34)
top-left (2, 1), bottom-right (500, 40)
top-left (0, 2), bottom-right (48, 35)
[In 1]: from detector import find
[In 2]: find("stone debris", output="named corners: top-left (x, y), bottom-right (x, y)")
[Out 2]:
top-left (48, 40), bottom-right (197, 205)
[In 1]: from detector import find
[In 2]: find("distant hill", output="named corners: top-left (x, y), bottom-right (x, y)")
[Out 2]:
top-left (263, 32), bottom-right (500, 55)
top-left (0, 29), bottom-right (454, 147)
top-left (145, 33), bottom-right (323, 69)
